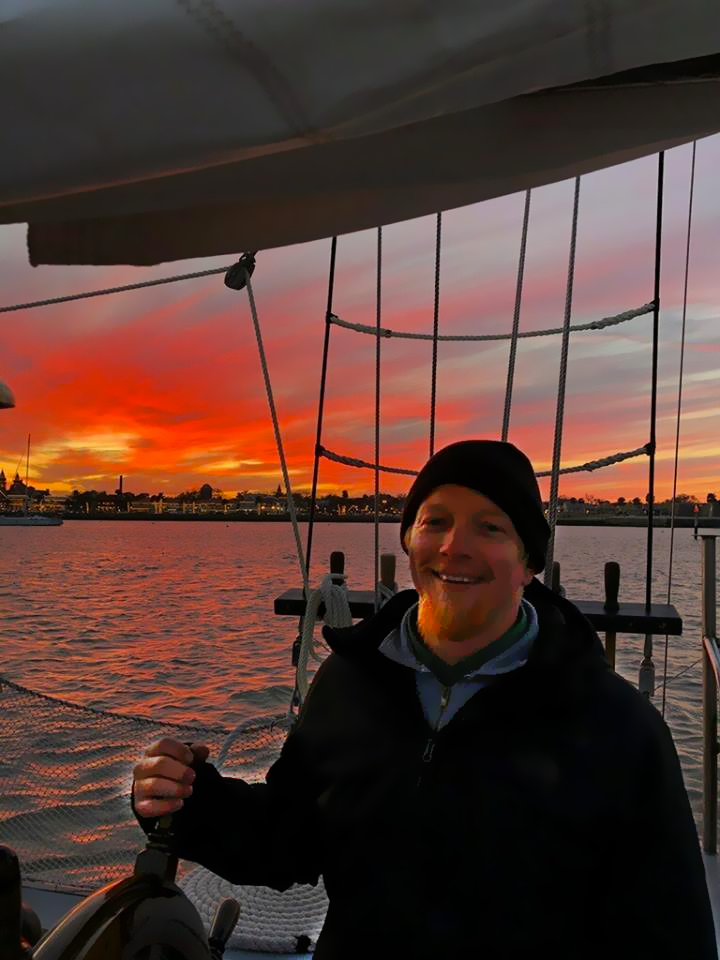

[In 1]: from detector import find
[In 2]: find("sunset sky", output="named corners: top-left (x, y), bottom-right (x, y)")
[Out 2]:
top-left (1, 136), bottom-right (719, 503)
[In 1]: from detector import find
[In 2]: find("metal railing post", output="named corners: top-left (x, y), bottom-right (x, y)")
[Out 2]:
top-left (702, 535), bottom-right (718, 854)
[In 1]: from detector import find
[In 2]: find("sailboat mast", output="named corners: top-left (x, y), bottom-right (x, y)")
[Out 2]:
top-left (24, 434), bottom-right (30, 513)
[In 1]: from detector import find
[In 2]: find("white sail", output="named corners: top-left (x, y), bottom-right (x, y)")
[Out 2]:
top-left (1, 0), bottom-right (719, 265)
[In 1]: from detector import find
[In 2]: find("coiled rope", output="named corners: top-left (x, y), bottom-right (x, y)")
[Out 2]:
top-left (295, 574), bottom-right (354, 702)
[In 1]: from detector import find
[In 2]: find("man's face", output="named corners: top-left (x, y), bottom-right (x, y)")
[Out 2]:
top-left (405, 484), bottom-right (533, 657)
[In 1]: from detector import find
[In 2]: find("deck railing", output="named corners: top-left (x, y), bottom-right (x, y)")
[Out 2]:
top-left (702, 535), bottom-right (719, 854)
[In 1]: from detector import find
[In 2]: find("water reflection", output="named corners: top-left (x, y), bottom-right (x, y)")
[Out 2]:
top-left (0, 520), bottom-right (716, 889)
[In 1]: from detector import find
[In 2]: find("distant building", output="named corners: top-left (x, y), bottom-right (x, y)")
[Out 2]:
top-left (230, 498), bottom-right (258, 513)
top-left (256, 496), bottom-right (284, 514)
top-left (8, 471), bottom-right (27, 497)
top-left (158, 498), bottom-right (182, 514)
top-left (39, 494), bottom-right (68, 514)
top-left (128, 499), bottom-right (156, 514)
top-left (195, 499), bottom-right (227, 514)
top-left (557, 498), bottom-right (585, 516)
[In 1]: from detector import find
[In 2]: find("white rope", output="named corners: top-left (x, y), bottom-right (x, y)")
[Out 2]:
top-left (0, 265), bottom-right (233, 314)
top-left (329, 302), bottom-right (652, 342)
top-left (544, 176), bottom-right (582, 587)
top-left (295, 574), bottom-right (354, 702)
top-left (375, 582), bottom-right (397, 607)
top-left (319, 442), bottom-right (648, 478)
top-left (183, 268), bottom-right (345, 955)
top-left (180, 866), bottom-right (328, 954)
top-left (320, 446), bottom-right (417, 476)
top-left (535, 444), bottom-right (649, 476)
top-left (244, 274), bottom-right (309, 595)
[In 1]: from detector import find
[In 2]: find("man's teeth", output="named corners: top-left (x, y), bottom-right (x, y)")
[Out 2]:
top-left (435, 572), bottom-right (482, 584)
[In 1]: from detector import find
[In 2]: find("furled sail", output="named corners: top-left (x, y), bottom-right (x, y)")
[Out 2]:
top-left (1, 0), bottom-right (719, 266)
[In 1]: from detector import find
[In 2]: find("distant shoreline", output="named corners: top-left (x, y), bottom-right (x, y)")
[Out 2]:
top-left (58, 514), bottom-right (720, 528)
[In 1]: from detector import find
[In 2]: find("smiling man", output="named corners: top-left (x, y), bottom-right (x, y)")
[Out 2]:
top-left (401, 441), bottom-right (541, 669)
top-left (131, 440), bottom-right (717, 959)
top-left (408, 485), bottom-right (531, 661)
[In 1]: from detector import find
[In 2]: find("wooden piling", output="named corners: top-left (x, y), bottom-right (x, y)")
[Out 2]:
top-left (603, 561), bottom-right (620, 669)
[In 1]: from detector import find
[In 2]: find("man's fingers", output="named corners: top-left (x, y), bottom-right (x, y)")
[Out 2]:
top-left (134, 796), bottom-right (185, 818)
top-left (143, 738), bottom-right (195, 764)
top-left (189, 743), bottom-right (210, 763)
top-left (138, 775), bottom-right (192, 799)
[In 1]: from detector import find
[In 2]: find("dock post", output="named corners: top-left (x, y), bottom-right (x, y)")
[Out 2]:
top-left (551, 561), bottom-right (561, 594)
top-left (380, 553), bottom-right (396, 590)
top-left (330, 550), bottom-right (346, 587)
top-left (702, 536), bottom-right (718, 854)
top-left (377, 553), bottom-right (397, 607)
top-left (603, 562), bottom-right (620, 670)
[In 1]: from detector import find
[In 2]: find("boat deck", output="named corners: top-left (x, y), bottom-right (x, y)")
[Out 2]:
top-left (23, 852), bottom-right (720, 956)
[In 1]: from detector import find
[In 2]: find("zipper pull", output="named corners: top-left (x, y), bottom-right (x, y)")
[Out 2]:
top-left (417, 737), bottom-right (436, 788)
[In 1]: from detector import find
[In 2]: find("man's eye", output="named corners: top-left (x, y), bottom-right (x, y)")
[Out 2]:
top-left (480, 520), bottom-right (504, 533)
top-left (423, 517), bottom-right (445, 526)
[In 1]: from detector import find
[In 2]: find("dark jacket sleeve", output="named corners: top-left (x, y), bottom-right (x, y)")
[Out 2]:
top-left (131, 662), bottom-right (332, 891)
top-left (609, 700), bottom-right (717, 958)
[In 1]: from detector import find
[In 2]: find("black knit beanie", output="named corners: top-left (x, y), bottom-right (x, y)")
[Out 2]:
top-left (400, 440), bottom-right (550, 573)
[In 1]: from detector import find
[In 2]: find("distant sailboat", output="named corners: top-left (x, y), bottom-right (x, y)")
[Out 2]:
top-left (0, 434), bottom-right (63, 526)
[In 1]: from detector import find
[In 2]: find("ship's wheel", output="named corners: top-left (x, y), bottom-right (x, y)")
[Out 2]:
top-left (0, 818), bottom-right (239, 960)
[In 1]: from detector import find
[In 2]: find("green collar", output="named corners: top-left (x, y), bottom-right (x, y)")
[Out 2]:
top-left (405, 602), bottom-right (528, 687)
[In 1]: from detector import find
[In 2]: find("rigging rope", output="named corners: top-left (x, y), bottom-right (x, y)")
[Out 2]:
top-left (639, 152), bottom-right (666, 700)
top-left (305, 238), bottom-right (338, 584)
top-left (502, 189), bottom-right (532, 442)
top-left (318, 443), bottom-right (649, 478)
top-left (661, 141), bottom-right (697, 717)
top-left (291, 238), bottom-right (340, 714)
top-left (544, 177), bottom-right (582, 587)
top-left (645, 151), bottom-right (665, 614)
top-left (429, 212), bottom-right (442, 457)
top-left (329, 303), bottom-right (652, 342)
top-left (0, 265), bottom-right (233, 314)
top-left (239, 257), bottom-right (357, 711)
top-left (374, 228), bottom-right (383, 610)
top-left (242, 267), bottom-right (309, 596)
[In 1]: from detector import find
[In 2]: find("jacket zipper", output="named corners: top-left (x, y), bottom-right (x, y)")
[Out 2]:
top-left (417, 684), bottom-right (451, 788)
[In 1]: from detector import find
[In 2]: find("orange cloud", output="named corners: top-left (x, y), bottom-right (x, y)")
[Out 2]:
top-left (0, 140), bottom-right (719, 501)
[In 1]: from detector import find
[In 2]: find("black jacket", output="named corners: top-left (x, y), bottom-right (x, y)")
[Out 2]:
top-left (133, 579), bottom-right (717, 958)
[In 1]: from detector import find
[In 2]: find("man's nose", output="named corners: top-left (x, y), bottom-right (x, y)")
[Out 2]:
top-left (439, 524), bottom-right (474, 555)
